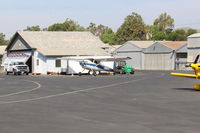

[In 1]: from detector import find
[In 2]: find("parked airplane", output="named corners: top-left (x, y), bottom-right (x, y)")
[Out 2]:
top-left (171, 52), bottom-right (200, 90)
top-left (58, 56), bottom-right (131, 75)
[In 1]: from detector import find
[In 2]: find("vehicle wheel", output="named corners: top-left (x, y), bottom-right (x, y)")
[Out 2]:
top-left (26, 72), bottom-right (29, 75)
top-left (14, 72), bottom-right (17, 75)
top-left (89, 70), bottom-right (94, 75)
top-left (119, 70), bottom-right (123, 74)
top-left (130, 71), bottom-right (135, 74)
top-left (6, 71), bottom-right (9, 75)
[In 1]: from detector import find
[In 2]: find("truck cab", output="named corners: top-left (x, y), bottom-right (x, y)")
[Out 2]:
top-left (5, 62), bottom-right (29, 75)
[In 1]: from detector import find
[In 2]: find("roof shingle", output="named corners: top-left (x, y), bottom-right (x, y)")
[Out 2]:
top-left (16, 31), bottom-right (109, 56)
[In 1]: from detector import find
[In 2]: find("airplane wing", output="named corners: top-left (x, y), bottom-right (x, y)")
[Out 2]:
top-left (58, 57), bottom-right (91, 60)
top-left (58, 57), bottom-right (131, 61)
top-left (92, 57), bottom-right (131, 62)
top-left (171, 73), bottom-right (197, 78)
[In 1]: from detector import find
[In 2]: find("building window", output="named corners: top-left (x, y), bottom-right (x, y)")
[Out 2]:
top-left (55, 59), bottom-right (61, 67)
top-left (37, 59), bottom-right (39, 66)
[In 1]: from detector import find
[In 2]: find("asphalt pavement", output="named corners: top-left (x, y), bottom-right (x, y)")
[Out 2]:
top-left (0, 71), bottom-right (200, 133)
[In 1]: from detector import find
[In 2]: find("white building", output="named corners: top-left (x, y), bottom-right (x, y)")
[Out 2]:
top-left (4, 31), bottom-right (110, 74)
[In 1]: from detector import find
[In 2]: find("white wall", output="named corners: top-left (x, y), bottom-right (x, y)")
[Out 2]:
top-left (33, 54), bottom-right (114, 75)
top-left (33, 51), bottom-right (47, 74)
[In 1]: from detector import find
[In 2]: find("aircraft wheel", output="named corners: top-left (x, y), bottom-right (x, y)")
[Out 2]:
top-left (78, 72), bottom-right (82, 76)
top-left (6, 70), bottom-right (9, 75)
top-left (95, 71), bottom-right (100, 75)
top-left (93, 72), bottom-right (97, 76)
top-left (89, 70), bottom-right (94, 75)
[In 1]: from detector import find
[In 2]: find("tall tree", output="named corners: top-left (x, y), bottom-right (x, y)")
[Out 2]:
top-left (0, 33), bottom-right (8, 45)
top-left (167, 29), bottom-right (186, 41)
top-left (87, 23), bottom-right (110, 36)
top-left (47, 19), bottom-right (85, 31)
top-left (24, 25), bottom-right (41, 31)
top-left (100, 28), bottom-right (115, 44)
top-left (148, 12), bottom-right (175, 40)
top-left (113, 12), bottom-right (146, 45)
top-left (153, 12), bottom-right (174, 33)
top-left (87, 23), bottom-right (115, 44)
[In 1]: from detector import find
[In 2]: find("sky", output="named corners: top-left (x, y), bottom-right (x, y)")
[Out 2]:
top-left (1, 0), bottom-right (200, 39)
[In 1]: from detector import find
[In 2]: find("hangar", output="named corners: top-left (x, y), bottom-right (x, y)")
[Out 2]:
top-left (112, 41), bottom-right (155, 69)
top-left (187, 33), bottom-right (200, 63)
top-left (144, 41), bottom-right (187, 70)
top-left (4, 31), bottom-right (109, 74)
top-left (113, 41), bottom-right (187, 70)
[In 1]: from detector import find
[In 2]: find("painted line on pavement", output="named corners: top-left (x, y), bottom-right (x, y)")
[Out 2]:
top-left (0, 80), bottom-right (41, 98)
top-left (0, 73), bottom-right (166, 105)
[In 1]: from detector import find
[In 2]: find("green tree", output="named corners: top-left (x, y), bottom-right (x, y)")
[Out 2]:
top-left (153, 12), bottom-right (174, 33)
top-left (187, 28), bottom-right (197, 37)
top-left (24, 25), bottom-right (41, 31)
top-left (100, 28), bottom-right (115, 44)
top-left (0, 33), bottom-right (8, 45)
top-left (113, 12), bottom-right (146, 45)
top-left (167, 29), bottom-right (186, 41)
top-left (148, 12), bottom-right (174, 40)
top-left (47, 19), bottom-right (85, 31)
top-left (87, 23), bottom-right (115, 44)
top-left (87, 23), bottom-right (110, 36)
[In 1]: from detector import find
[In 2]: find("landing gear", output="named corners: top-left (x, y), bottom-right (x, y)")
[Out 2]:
top-left (79, 72), bottom-right (82, 76)
top-left (95, 71), bottom-right (100, 75)
top-left (89, 70), bottom-right (94, 75)
top-left (194, 84), bottom-right (200, 91)
top-left (88, 70), bottom-right (100, 76)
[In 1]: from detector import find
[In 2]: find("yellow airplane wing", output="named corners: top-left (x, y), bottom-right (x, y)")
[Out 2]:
top-left (171, 73), bottom-right (197, 78)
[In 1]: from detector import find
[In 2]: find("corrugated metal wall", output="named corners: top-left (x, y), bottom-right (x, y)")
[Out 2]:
top-left (115, 52), bottom-right (142, 69)
top-left (187, 48), bottom-right (200, 63)
top-left (144, 53), bottom-right (173, 70)
top-left (187, 37), bottom-right (200, 63)
top-left (188, 38), bottom-right (200, 48)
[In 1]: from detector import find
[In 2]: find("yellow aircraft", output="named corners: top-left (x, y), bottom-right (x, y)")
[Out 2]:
top-left (171, 52), bottom-right (200, 90)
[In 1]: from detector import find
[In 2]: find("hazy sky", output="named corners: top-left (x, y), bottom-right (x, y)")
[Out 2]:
top-left (1, 0), bottom-right (200, 38)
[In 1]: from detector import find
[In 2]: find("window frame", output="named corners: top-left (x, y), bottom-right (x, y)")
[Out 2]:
top-left (55, 59), bottom-right (61, 68)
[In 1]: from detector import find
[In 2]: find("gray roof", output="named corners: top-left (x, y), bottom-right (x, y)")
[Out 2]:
top-left (144, 42), bottom-right (173, 53)
top-left (16, 31), bottom-right (109, 56)
top-left (128, 41), bottom-right (156, 49)
top-left (0, 46), bottom-right (6, 55)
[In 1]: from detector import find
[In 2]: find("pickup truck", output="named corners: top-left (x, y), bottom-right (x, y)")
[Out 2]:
top-left (4, 62), bottom-right (29, 75)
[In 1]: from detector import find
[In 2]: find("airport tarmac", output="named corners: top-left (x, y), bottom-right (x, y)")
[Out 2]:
top-left (0, 71), bottom-right (200, 133)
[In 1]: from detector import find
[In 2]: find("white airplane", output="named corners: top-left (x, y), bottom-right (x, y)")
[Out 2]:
top-left (58, 56), bottom-right (131, 75)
